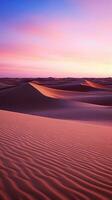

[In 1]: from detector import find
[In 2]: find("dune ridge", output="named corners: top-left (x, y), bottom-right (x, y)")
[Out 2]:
top-left (0, 82), bottom-right (112, 124)
top-left (0, 110), bottom-right (112, 200)
top-left (30, 82), bottom-right (112, 106)
top-left (83, 80), bottom-right (112, 91)
top-left (29, 82), bottom-right (75, 99)
top-left (0, 83), bottom-right (66, 112)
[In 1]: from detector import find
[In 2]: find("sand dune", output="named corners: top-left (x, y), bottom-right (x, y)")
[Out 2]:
top-left (32, 80), bottom-right (98, 92)
top-left (83, 80), bottom-right (112, 91)
top-left (29, 82), bottom-right (76, 99)
top-left (0, 82), bottom-right (112, 124)
top-left (0, 82), bottom-right (15, 90)
top-left (78, 94), bottom-right (112, 106)
top-left (30, 82), bottom-right (112, 107)
top-left (0, 83), bottom-right (66, 112)
top-left (0, 110), bottom-right (112, 200)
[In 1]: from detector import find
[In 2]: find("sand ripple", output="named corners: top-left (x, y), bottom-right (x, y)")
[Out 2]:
top-left (0, 110), bottom-right (112, 200)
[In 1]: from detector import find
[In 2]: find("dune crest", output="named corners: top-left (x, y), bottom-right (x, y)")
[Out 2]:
top-left (0, 81), bottom-right (111, 123)
top-left (83, 80), bottom-right (112, 91)
top-left (29, 82), bottom-right (75, 99)
top-left (0, 83), bottom-right (66, 112)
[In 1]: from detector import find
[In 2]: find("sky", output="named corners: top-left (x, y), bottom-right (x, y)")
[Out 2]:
top-left (0, 0), bottom-right (112, 77)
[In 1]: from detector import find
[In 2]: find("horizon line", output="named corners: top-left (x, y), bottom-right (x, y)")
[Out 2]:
top-left (0, 76), bottom-right (112, 79)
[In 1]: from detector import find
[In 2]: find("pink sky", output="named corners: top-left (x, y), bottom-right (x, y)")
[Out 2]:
top-left (0, 0), bottom-right (112, 77)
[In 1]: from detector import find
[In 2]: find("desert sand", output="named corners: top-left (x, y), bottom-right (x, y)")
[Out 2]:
top-left (0, 78), bottom-right (112, 200)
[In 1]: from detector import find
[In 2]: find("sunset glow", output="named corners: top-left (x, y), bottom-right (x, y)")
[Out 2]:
top-left (0, 0), bottom-right (112, 77)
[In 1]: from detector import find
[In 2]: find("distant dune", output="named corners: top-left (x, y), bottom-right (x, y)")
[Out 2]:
top-left (0, 82), bottom-right (15, 90)
top-left (0, 81), bottom-right (112, 124)
top-left (33, 80), bottom-right (99, 92)
top-left (83, 80), bottom-right (112, 91)
top-left (78, 94), bottom-right (112, 106)
top-left (30, 81), bottom-right (112, 107)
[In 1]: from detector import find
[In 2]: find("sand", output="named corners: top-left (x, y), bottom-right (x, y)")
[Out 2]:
top-left (0, 110), bottom-right (112, 200)
top-left (0, 78), bottom-right (112, 200)
top-left (83, 80), bottom-right (112, 91)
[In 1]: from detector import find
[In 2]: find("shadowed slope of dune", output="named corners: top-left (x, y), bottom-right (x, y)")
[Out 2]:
top-left (0, 110), bottom-right (112, 200)
top-left (32, 80), bottom-right (98, 92)
top-left (29, 82), bottom-right (76, 99)
top-left (54, 84), bottom-right (98, 92)
top-left (0, 82), bottom-right (11, 89)
top-left (0, 82), bottom-right (112, 124)
top-left (30, 82), bottom-right (112, 106)
top-left (29, 82), bottom-right (112, 124)
top-left (35, 104), bottom-right (112, 125)
top-left (78, 95), bottom-right (112, 106)
top-left (0, 83), bottom-right (66, 112)
top-left (0, 82), bottom-right (15, 90)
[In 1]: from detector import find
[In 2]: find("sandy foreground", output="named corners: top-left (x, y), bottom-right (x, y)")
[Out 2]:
top-left (0, 78), bottom-right (112, 200)
top-left (0, 110), bottom-right (112, 200)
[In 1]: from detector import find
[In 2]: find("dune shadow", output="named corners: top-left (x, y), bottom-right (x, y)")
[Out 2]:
top-left (0, 82), bottom-right (112, 124)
